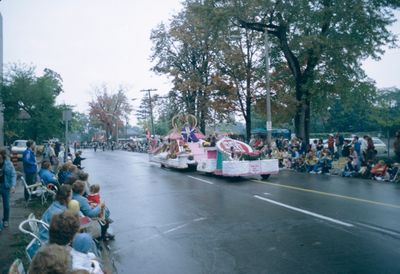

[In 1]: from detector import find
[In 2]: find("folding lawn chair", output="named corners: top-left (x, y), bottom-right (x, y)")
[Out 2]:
top-left (19, 217), bottom-right (49, 262)
top-left (20, 175), bottom-right (56, 207)
top-left (25, 238), bottom-right (42, 262)
top-left (390, 165), bottom-right (400, 182)
top-left (8, 258), bottom-right (25, 274)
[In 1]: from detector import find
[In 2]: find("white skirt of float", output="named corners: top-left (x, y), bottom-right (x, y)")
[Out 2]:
top-left (222, 159), bottom-right (279, 177)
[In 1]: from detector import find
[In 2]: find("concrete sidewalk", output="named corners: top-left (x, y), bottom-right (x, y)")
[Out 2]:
top-left (0, 177), bottom-right (45, 274)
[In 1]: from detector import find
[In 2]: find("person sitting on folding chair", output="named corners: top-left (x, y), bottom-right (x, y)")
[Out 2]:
top-left (39, 185), bottom-right (72, 242)
top-left (39, 160), bottom-right (60, 190)
top-left (49, 211), bottom-right (104, 273)
top-left (72, 180), bottom-right (114, 241)
top-left (28, 244), bottom-right (72, 274)
top-left (0, 149), bottom-right (16, 230)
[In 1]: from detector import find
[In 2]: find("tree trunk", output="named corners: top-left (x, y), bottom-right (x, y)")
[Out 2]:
top-left (245, 72), bottom-right (252, 143)
top-left (294, 84), bottom-right (311, 143)
top-left (245, 112), bottom-right (251, 143)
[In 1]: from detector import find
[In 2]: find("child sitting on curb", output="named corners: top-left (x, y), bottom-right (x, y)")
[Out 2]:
top-left (87, 184), bottom-right (113, 224)
top-left (371, 160), bottom-right (388, 181)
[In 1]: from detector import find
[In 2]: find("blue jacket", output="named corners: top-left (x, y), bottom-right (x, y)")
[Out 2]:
top-left (58, 170), bottom-right (72, 185)
top-left (72, 192), bottom-right (101, 218)
top-left (22, 148), bottom-right (37, 173)
top-left (39, 201), bottom-right (67, 242)
top-left (1, 160), bottom-right (16, 189)
top-left (39, 169), bottom-right (58, 185)
top-left (354, 141), bottom-right (361, 155)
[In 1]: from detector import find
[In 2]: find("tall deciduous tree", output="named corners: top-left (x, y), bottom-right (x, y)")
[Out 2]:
top-left (369, 87), bottom-right (400, 135)
top-left (88, 85), bottom-right (133, 141)
top-left (0, 64), bottom-right (64, 142)
top-left (213, 21), bottom-right (265, 141)
top-left (229, 0), bottom-right (399, 142)
top-left (151, 0), bottom-right (224, 132)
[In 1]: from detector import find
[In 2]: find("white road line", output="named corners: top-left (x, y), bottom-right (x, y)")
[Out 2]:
top-left (164, 223), bottom-right (190, 234)
top-left (193, 217), bottom-right (207, 222)
top-left (187, 176), bottom-right (214, 185)
top-left (263, 192), bottom-right (272, 195)
top-left (253, 195), bottom-right (354, 228)
top-left (147, 162), bottom-right (161, 166)
top-left (355, 222), bottom-right (400, 237)
top-left (164, 217), bottom-right (207, 234)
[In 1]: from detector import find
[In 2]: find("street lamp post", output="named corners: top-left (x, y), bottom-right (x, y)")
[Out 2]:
top-left (140, 89), bottom-right (157, 136)
top-left (62, 109), bottom-right (72, 162)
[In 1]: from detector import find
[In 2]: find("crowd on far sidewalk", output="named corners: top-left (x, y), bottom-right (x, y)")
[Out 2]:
top-left (249, 131), bottom-right (400, 182)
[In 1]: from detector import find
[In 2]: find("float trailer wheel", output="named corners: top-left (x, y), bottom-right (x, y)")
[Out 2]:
top-left (261, 174), bottom-right (270, 180)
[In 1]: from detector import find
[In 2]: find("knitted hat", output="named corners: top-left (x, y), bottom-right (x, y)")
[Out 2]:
top-left (72, 233), bottom-right (93, 254)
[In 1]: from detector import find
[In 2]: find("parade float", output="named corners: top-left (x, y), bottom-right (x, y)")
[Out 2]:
top-left (195, 137), bottom-right (279, 179)
top-left (149, 114), bottom-right (202, 169)
top-left (150, 114), bottom-right (279, 179)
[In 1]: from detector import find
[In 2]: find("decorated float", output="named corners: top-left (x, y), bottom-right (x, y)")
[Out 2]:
top-left (195, 137), bottom-right (279, 179)
top-left (149, 114), bottom-right (279, 179)
top-left (149, 114), bottom-right (202, 169)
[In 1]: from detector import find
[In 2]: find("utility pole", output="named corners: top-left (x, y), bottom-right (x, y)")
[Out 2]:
top-left (238, 20), bottom-right (273, 145)
top-left (140, 89), bottom-right (157, 136)
top-left (62, 109), bottom-right (72, 162)
top-left (264, 27), bottom-right (272, 145)
top-left (0, 13), bottom-right (4, 148)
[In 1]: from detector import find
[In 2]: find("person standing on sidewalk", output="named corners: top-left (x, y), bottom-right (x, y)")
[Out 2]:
top-left (22, 140), bottom-right (38, 201)
top-left (335, 132), bottom-right (344, 159)
top-left (0, 149), bottom-right (16, 230)
top-left (394, 130), bottom-right (400, 162)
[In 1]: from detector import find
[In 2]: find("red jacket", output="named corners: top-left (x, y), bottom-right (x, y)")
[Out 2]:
top-left (87, 193), bottom-right (100, 204)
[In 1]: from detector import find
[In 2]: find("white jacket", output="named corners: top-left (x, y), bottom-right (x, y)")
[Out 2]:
top-left (70, 248), bottom-right (104, 274)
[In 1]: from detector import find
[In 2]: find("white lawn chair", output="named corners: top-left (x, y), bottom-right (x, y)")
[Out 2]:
top-left (390, 166), bottom-right (400, 182)
top-left (19, 217), bottom-right (49, 262)
top-left (8, 258), bottom-right (25, 274)
top-left (20, 175), bottom-right (56, 207)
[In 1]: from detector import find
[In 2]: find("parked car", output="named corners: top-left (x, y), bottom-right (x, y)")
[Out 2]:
top-left (309, 136), bottom-right (387, 157)
top-left (11, 140), bottom-right (28, 160)
top-left (345, 137), bottom-right (387, 156)
top-left (371, 137), bottom-right (388, 156)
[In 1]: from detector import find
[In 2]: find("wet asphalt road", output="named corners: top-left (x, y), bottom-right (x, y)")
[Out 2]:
top-left (83, 149), bottom-right (400, 274)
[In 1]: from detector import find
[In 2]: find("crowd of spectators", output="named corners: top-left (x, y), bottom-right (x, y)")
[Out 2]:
top-left (18, 140), bottom-right (114, 273)
top-left (251, 132), bottom-right (399, 182)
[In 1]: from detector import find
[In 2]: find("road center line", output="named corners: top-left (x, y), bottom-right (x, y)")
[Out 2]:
top-left (164, 217), bottom-right (207, 234)
top-left (354, 222), bottom-right (400, 238)
top-left (252, 180), bottom-right (400, 209)
top-left (253, 195), bottom-right (354, 227)
top-left (164, 223), bottom-right (190, 234)
top-left (146, 162), bottom-right (162, 166)
top-left (188, 176), bottom-right (214, 185)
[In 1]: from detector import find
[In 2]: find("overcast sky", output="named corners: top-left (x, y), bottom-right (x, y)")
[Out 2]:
top-left (1, 1), bottom-right (399, 124)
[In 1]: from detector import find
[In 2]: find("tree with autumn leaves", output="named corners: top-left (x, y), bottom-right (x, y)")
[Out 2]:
top-left (88, 85), bottom-right (133, 142)
top-left (150, 0), bottom-right (399, 142)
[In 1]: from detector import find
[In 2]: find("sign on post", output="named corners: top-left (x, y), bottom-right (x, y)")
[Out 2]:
top-left (266, 121), bottom-right (272, 131)
top-left (62, 110), bottom-right (72, 121)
